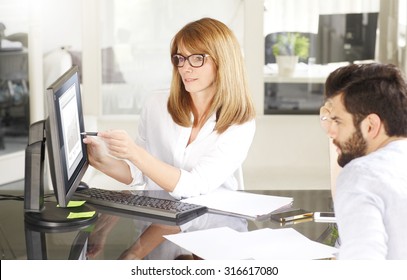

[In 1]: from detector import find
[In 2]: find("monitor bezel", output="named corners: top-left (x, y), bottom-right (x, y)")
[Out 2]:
top-left (45, 65), bottom-right (88, 208)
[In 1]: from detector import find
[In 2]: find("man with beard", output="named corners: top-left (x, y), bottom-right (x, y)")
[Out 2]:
top-left (319, 63), bottom-right (407, 259)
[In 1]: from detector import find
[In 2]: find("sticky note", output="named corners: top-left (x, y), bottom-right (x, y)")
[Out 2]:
top-left (67, 211), bottom-right (96, 219)
top-left (67, 201), bottom-right (87, 207)
top-left (57, 201), bottom-right (87, 208)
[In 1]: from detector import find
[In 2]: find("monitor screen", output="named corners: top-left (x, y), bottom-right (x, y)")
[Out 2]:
top-left (45, 65), bottom-right (88, 207)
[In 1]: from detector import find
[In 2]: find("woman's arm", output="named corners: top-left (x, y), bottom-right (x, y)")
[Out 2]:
top-left (98, 118), bottom-right (255, 197)
top-left (98, 130), bottom-right (181, 192)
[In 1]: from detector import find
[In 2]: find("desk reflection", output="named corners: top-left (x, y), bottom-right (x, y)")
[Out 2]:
top-left (86, 212), bottom-right (248, 260)
top-left (24, 222), bottom-right (93, 260)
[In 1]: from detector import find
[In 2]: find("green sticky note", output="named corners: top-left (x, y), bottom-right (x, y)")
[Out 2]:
top-left (57, 201), bottom-right (87, 208)
top-left (67, 211), bottom-right (96, 219)
top-left (66, 201), bottom-right (86, 207)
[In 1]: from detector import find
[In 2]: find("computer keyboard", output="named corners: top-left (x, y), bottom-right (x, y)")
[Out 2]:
top-left (73, 188), bottom-right (208, 225)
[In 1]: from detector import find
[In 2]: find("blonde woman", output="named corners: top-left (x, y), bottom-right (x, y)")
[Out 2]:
top-left (85, 18), bottom-right (256, 199)
top-left (85, 18), bottom-right (255, 259)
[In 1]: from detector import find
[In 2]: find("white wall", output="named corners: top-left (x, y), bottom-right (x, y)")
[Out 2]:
top-left (0, 151), bottom-right (25, 185)
top-left (243, 115), bottom-right (330, 190)
top-left (40, 0), bottom-right (83, 53)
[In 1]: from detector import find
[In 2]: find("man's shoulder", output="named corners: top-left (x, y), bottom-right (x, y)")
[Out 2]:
top-left (339, 139), bottom-right (407, 184)
top-left (351, 139), bottom-right (407, 165)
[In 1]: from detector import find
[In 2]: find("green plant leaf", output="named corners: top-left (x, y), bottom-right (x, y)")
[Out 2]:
top-left (272, 33), bottom-right (309, 59)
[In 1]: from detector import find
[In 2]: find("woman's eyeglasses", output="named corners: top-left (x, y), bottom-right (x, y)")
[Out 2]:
top-left (171, 54), bottom-right (210, 68)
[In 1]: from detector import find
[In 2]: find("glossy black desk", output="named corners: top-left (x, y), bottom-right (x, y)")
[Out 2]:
top-left (0, 188), bottom-right (335, 260)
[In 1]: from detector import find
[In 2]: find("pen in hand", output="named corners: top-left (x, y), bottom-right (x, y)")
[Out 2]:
top-left (80, 132), bottom-right (98, 136)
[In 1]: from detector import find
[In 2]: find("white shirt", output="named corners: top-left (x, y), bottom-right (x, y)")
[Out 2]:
top-left (127, 92), bottom-right (256, 199)
top-left (335, 139), bottom-right (407, 259)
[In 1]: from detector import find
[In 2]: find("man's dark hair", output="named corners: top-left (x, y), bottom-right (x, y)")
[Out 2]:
top-left (324, 63), bottom-right (407, 137)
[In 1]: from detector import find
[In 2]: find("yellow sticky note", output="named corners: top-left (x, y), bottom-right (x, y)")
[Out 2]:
top-left (66, 201), bottom-right (86, 207)
top-left (57, 201), bottom-right (87, 208)
top-left (67, 211), bottom-right (96, 219)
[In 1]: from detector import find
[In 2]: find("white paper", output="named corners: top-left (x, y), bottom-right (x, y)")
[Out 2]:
top-left (164, 227), bottom-right (338, 260)
top-left (181, 189), bottom-right (293, 220)
top-left (241, 228), bottom-right (338, 260)
top-left (165, 227), bottom-right (249, 260)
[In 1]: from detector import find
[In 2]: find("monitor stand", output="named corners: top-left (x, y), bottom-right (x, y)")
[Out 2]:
top-left (24, 120), bottom-right (97, 229)
top-left (24, 201), bottom-right (97, 229)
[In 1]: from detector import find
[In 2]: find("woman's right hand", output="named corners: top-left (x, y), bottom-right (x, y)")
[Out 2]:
top-left (83, 133), bottom-right (134, 184)
top-left (83, 134), bottom-right (108, 167)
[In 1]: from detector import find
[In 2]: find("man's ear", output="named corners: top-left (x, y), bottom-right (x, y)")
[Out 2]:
top-left (361, 113), bottom-right (382, 139)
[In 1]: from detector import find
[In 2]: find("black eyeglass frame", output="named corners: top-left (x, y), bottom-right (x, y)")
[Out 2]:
top-left (171, 54), bottom-right (210, 68)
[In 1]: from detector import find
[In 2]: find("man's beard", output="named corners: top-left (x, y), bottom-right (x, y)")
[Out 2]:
top-left (333, 128), bottom-right (367, 167)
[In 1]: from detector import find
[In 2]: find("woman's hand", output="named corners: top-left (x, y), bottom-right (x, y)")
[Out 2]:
top-left (98, 130), bottom-right (136, 161)
top-left (94, 129), bottom-right (180, 192)
top-left (83, 134), bottom-right (109, 167)
top-left (83, 132), bottom-right (133, 184)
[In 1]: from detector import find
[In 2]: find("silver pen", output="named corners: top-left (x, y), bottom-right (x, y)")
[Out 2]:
top-left (80, 132), bottom-right (98, 136)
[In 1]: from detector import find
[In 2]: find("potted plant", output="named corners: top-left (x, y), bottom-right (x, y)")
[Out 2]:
top-left (272, 33), bottom-right (310, 76)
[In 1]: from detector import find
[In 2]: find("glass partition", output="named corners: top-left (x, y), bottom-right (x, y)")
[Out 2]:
top-left (263, 0), bottom-right (383, 114)
top-left (0, 1), bottom-right (29, 159)
top-left (99, 0), bottom-right (244, 115)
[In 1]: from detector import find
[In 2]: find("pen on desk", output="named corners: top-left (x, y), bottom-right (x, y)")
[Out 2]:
top-left (80, 132), bottom-right (98, 136)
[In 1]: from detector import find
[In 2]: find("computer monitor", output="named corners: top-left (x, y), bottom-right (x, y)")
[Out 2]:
top-left (45, 65), bottom-right (88, 208)
top-left (24, 65), bottom-right (97, 228)
top-left (265, 12), bottom-right (378, 66)
top-left (316, 12), bottom-right (378, 64)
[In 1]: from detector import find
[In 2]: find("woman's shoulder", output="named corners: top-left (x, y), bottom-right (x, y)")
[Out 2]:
top-left (220, 118), bottom-right (256, 140)
top-left (231, 118), bottom-right (256, 132)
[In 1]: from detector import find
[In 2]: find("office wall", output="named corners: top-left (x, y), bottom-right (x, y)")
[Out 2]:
top-left (243, 115), bottom-right (330, 190)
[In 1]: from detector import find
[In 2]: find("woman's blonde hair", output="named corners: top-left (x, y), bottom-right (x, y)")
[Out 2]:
top-left (168, 17), bottom-right (255, 134)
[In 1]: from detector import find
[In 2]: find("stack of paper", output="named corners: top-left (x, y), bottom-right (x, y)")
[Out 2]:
top-left (181, 189), bottom-right (293, 220)
top-left (164, 227), bottom-right (338, 260)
